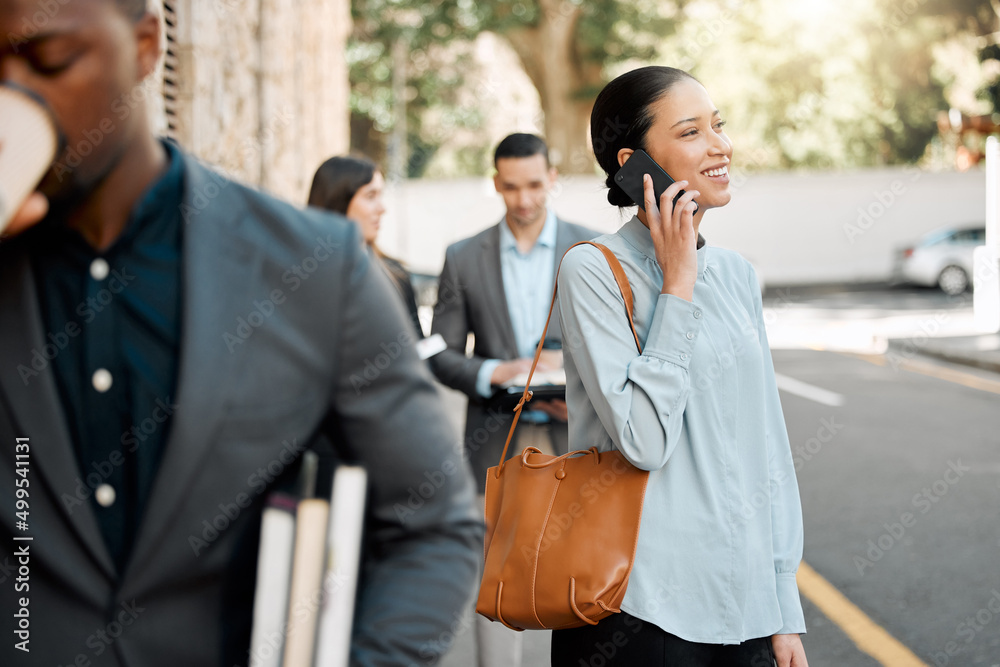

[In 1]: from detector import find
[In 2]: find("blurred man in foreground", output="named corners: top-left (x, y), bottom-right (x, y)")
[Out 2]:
top-left (0, 1), bottom-right (481, 665)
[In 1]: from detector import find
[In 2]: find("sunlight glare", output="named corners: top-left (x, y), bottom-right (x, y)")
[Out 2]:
top-left (789, 0), bottom-right (837, 23)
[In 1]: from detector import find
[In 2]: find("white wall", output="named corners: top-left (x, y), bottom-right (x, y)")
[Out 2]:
top-left (377, 166), bottom-right (987, 285)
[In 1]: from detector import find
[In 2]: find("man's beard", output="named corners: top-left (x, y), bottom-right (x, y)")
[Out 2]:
top-left (36, 140), bottom-right (130, 227)
top-left (512, 207), bottom-right (544, 227)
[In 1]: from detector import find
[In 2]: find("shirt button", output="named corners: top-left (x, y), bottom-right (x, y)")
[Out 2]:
top-left (686, 332), bottom-right (695, 340)
top-left (95, 484), bottom-right (116, 508)
top-left (680, 353), bottom-right (689, 361)
top-left (92, 369), bottom-right (113, 393)
top-left (90, 258), bottom-right (110, 281)
top-left (693, 310), bottom-right (702, 319)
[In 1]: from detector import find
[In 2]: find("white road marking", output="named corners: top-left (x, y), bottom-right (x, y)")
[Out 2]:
top-left (774, 373), bottom-right (846, 406)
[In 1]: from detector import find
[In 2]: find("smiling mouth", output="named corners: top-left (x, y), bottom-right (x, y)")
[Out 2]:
top-left (701, 166), bottom-right (729, 177)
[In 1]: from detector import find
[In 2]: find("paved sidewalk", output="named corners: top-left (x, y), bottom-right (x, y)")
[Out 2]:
top-left (436, 606), bottom-right (551, 667)
top-left (889, 333), bottom-right (1000, 374)
top-left (760, 281), bottom-right (1000, 375)
top-left (435, 384), bottom-right (551, 667)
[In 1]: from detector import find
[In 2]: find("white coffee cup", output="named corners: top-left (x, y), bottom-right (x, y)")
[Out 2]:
top-left (0, 83), bottom-right (60, 233)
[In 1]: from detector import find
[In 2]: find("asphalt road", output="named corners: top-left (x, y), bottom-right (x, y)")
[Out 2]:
top-left (436, 285), bottom-right (1000, 667)
top-left (785, 348), bottom-right (1000, 667)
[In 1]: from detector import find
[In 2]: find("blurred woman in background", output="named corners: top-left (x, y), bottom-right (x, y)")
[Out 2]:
top-left (308, 155), bottom-right (423, 337)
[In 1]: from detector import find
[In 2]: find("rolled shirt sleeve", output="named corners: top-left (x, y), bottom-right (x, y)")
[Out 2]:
top-left (476, 359), bottom-right (503, 399)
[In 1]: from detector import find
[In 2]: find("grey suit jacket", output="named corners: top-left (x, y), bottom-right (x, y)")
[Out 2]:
top-left (0, 152), bottom-right (481, 667)
top-left (429, 218), bottom-right (597, 489)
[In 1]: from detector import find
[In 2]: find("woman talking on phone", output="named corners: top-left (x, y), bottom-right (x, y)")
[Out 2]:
top-left (553, 66), bottom-right (808, 666)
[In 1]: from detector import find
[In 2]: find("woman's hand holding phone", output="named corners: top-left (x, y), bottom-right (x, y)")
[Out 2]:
top-left (644, 174), bottom-right (699, 302)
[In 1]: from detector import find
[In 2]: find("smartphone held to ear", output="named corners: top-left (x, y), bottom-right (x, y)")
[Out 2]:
top-left (613, 149), bottom-right (698, 215)
top-left (0, 83), bottom-right (61, 233)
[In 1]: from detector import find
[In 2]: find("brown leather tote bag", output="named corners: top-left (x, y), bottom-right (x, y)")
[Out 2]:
top-left (475, 242), bottom-right (651, 631)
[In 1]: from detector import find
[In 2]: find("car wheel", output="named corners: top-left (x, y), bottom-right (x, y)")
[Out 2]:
top-left (938, 265), bottom-right (969, 295)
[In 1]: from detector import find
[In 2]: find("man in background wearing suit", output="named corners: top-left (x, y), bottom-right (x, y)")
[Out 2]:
top-left (429, 133), bottom-right (596, 667)
top-left (0, 1), bottom-right (480, 666)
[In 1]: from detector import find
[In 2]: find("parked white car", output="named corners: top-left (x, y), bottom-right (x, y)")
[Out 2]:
top-left (891, 226), bottom-right (986, 295)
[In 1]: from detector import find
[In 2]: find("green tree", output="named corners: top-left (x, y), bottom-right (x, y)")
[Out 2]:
top-left (350, 0), bottom-right (686, 175)
top-left (349, 2), bottom-right (484, 177)
top-left (918, 0), bottom-right (1000, 112)
top-left (350, 0), bottom-right (997, 176)
top-left (472, 0), bottom-right (682, 173)
top-left (666, 0), bottom-right (959, 169)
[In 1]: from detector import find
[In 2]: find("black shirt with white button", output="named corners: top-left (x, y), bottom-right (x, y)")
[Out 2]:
top-left (29, 140), bottom-right (184, 571)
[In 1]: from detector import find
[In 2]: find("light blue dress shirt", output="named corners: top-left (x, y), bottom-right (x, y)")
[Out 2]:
top-left (475, 209), bottom-right (558, 406)
top-left (557, 216), bottom-right (806, 644)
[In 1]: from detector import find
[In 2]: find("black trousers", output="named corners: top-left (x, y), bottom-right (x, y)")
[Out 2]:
top-left (551, 611), bottom-right (776, 667)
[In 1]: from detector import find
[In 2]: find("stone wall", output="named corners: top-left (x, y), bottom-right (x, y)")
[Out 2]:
top-left (149, 0), bottom-right (351, 205)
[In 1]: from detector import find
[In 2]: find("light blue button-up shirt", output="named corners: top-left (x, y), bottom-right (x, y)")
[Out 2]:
top-left (557, 216), bottom-right (806, 644)
top-left (475, 209), bottom-right (558, 403)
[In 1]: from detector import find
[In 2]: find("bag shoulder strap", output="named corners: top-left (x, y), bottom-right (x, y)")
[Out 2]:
top-left (495, 241), bottom-right (642, 471)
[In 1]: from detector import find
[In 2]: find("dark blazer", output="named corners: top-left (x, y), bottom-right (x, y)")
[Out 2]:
top-left (429, 218), bottom-right (597, 489)
top-left (0, 152), bottom-right (481, 667)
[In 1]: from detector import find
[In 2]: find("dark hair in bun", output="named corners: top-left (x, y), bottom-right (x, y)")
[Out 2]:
top-left (590, 66), bottom-right (698, 208)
